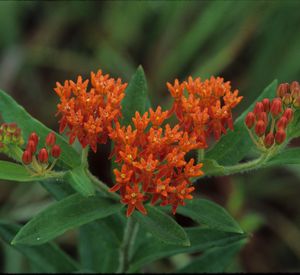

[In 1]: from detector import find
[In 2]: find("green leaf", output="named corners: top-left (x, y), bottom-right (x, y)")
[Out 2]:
top-left (177, 239), bottom-right (247, 273)
top-left (265, 148), bottom-right (300, 167)
top-left (121, 66), bottom-right (151, 126)
top-left (0, 220), bottom-right (78, 272)
top-left (64, 166), bottom-right (95, 197)
top-left (0, 160), bottom-right (46, 182)
top-left (176, 198), bottom-right (243, 234)
top-left (12, 193), bottom-right (123, 245)
top-left (0, 89), bottom-right (80, 168)
top-left (129, 227), bottom-right (247, 272)
top-left (79, 215), bottom-right (125, 273)
top-left (206, 80), bottom-right (278, 165)
top-left (133, 205), bottom-right (190, 246)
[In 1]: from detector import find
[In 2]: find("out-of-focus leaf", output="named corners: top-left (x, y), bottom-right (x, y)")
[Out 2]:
top-left (133, 205), bottom-right (190, 246)
top-left (0, 220), bottom-right (78, 272)
top-left (64, 166), bottom-right (95, 197)
top-left (0, 89), bottom-right (80, 168)
top-left (79, 215), bottom-right (125, 273)
top-left (12, 193), bottom-right (123, 245)
top-left (176, 198), bottom-right (243, 234)
top-left (264, 148), bottom-right (300, 167)
top-left (177, 239), bottom-right (247, 273)
top-left (206, 80), bottom-right (278, 165)
top-left (129, 227), bottom-right (247, 272)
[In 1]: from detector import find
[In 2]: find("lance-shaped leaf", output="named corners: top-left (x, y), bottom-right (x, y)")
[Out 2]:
top-left (133, 205), bottom-right (190, 247)
top-left (177, 239), bottom-right (247, 273)
top-left (121, 66), bottom-right (151, 126)
top-left (0, 160), bottom-right (46, 182)
top-left (12, 193), bottom-right (123, 245)
top-left (129, 227), bottom-right (247, 272)
top-left (176, 198), bottom-right (243, 234)
top-left (0, 89), bottom-right (80, 168)
top-left (0, 220), bottom-right (79, 272)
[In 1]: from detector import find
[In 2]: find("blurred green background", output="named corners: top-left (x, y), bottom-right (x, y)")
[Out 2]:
top-left (0, 0), bottom-right (300, 272)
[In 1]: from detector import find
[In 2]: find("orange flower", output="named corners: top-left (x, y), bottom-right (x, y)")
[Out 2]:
top-left (149, 106), bottom-right (169, 128)
top-left (111, 165), bottom-right (134, 192)
top-left (167, 76), bottom-right (243, 143)
top-left (121, 184), bottom-right (147, 217)
top-left (54, 70), bottom-right (127, 152)
top-left (109, 107), bottom-right (204, 216)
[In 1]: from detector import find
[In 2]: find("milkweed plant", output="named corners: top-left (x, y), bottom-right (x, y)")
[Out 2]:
top-left (0, 66), bottom-right (299, 273)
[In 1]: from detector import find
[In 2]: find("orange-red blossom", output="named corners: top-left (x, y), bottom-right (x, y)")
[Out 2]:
top-left (54, 70), bottom-right (127, 152)
top-left (167, 76), bottom-right (243, 145)
top-left (54, 70), bottom-right (244, 217)
top-left (109, 108), bottom-right (205, 217)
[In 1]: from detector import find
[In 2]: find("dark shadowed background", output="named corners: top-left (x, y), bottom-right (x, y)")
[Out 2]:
top-left (0, 0), bottom-right (300, 272)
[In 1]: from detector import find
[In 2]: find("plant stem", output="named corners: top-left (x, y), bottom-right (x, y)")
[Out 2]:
top-left (85, 169), bottom-right (120, 200)
top-left (117, 217), bottom-right (139, 273)
top-left (81, 146), bottom-right (89, 168)
top-left (197, 149), bottom-right (205, 162)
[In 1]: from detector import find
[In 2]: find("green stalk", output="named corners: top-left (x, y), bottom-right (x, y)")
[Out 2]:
top-left (81, 146), bottom-right (89, 168)
top-left (86, 169), bottom-right (120, 200)
top-left (117, 217), bottom-right (139, 273)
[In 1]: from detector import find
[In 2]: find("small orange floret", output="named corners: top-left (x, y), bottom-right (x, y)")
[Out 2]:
top-left (54, 70), bottom-right (127, 152)
top-left (167, 76), bottom-right (243, 143)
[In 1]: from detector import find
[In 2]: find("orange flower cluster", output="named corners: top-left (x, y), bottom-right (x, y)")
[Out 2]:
top-left (167, 76), bottom-right (243, 146)
top-left (109, 108), bottom-right (204, 217)
top-left (54, 70), bottom-right (127, 152)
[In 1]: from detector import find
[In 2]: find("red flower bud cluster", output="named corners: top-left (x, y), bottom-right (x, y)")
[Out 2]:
top-left (54, 70), bottom-right (127, 152)
top-left (245, 91), bottom-right (295, 149)
top-left (277, 81), bottom-right (300, 108)
top-left (22, 132), bottom-right (61, 174)
top-left (109, 109), bottom-right (204, 217)
top-left (0, 123), bottom-right (24, 154)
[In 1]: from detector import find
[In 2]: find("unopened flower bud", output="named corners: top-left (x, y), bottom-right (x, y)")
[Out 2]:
top-left (254, 102), bottom-right (264, 116)
top-left (257, 112), bottom-right (268, 124)
top-left (51, 144), bottom-right (61, 158)
top-left (276, 116), bottom-right (288, 129)
top-left (282, 93), bottom-right (293, 105)
top-left (270, 98), bottom-right (282, 117)
top-left (262, 98), bottom-right (270, 112)
top-left (264, 132), bottom-right (275, 148)
top-left (277, 83), bottom-right (289, 98)
top-left (293, 97), bottom-right (300, 108)
top-left (290, 81), bottom-right (300, 98)
top-left (245, 112), bottom-right (255, 129)
top-left (283, 108), bottom-right (293, 122)
top-left (275, 129), bottom-right (286, 144)
top-left (7, 123), bottom-right (17, 133)
top-left (45, 132), bottom-right (56, 147)
top-left (255, 120), bottom-right (266, 137)
top-left (22, 150), bottom-right (32, 165)
top-left (38, 148), bottom-right (49, 164)
top-left (26, 140), bottom-right (37, 154)
top-left (29, 132), bottom-right (39, 145)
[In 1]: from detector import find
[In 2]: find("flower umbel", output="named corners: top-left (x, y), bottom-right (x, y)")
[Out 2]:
top-left (54, 70), bottom-right (127, 152)
top-left (109, 109), bottom-right (204, 217)
top-left (167, 76), bottom-right (243, 145)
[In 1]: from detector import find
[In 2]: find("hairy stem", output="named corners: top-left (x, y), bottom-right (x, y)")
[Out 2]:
top-left (86, 169), bottom-right (119, 200)
top-left (197, 149), bottom-right (205, 162)
top-left (117, 217), bottom-right (139, 273)
top-left (81, 146), bottom-right (89, 168)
